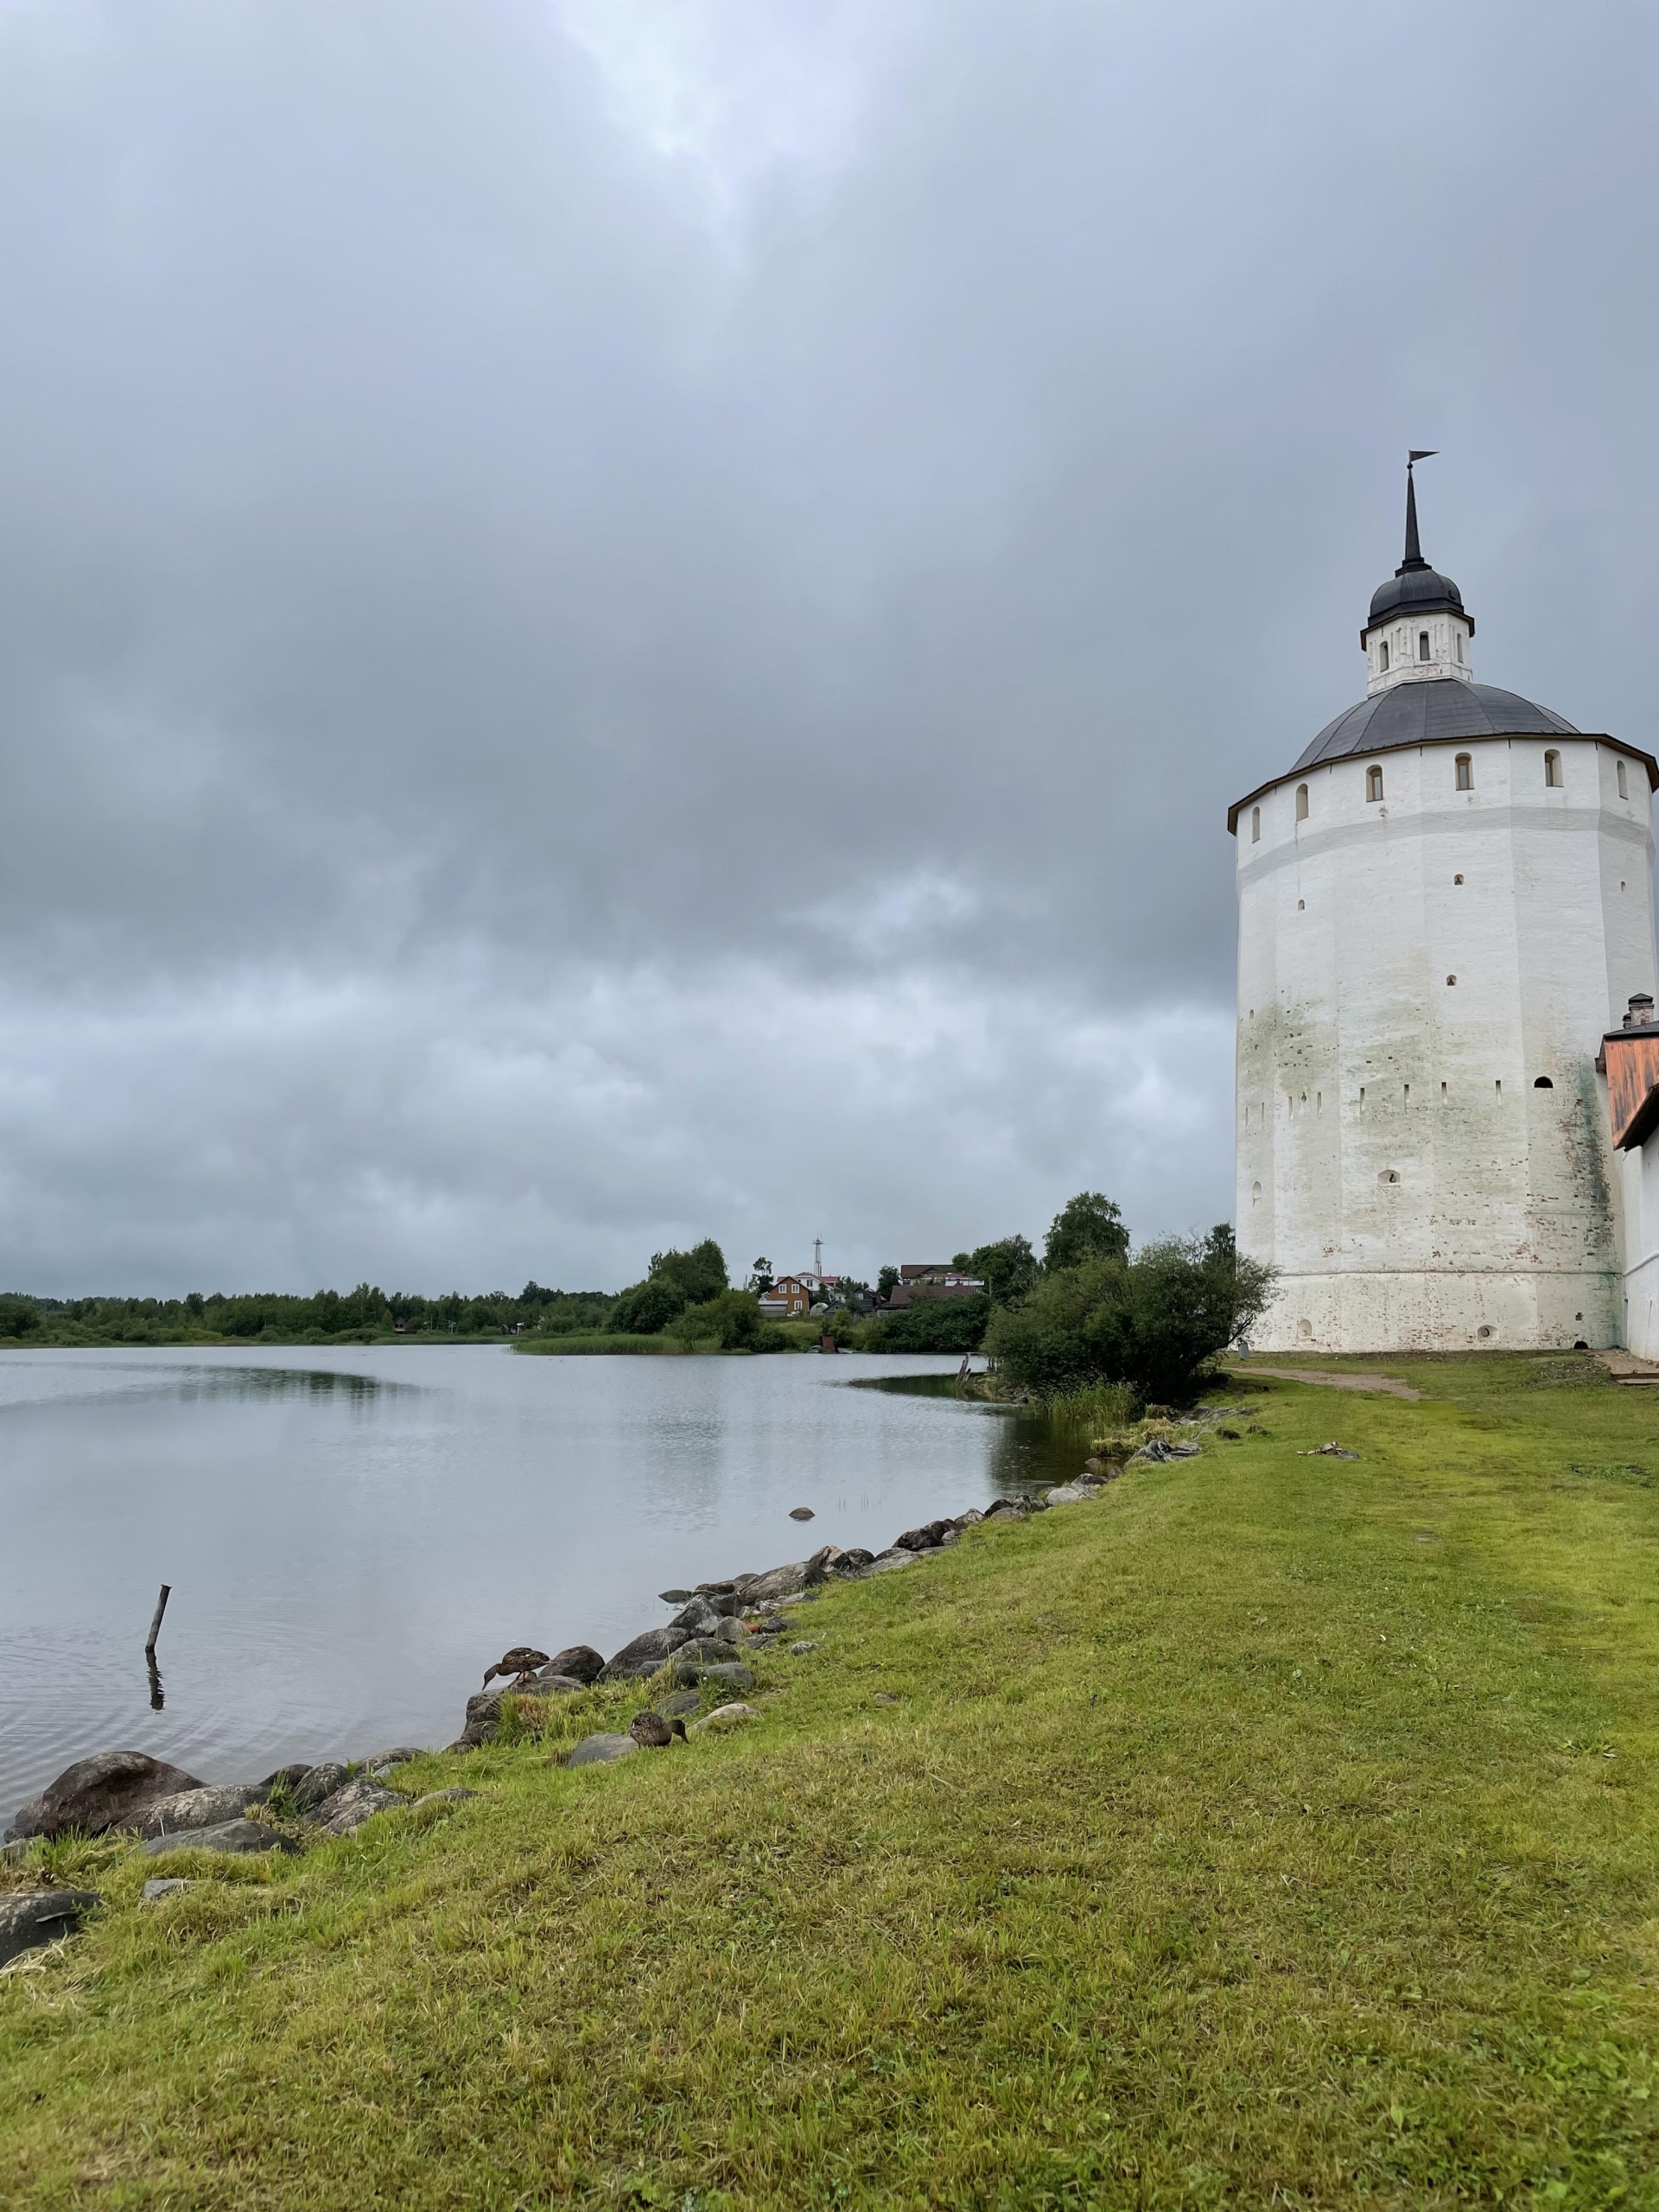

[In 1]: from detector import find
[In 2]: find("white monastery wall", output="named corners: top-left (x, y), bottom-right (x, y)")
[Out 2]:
top-left (1619, 1142), bottom-right (1659, 1361)
top-left (1236, 734), bottom-right (1656, 1351)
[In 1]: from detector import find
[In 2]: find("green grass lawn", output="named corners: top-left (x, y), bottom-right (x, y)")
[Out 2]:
top-left (6, 1351), bottom-right (1659, 2207)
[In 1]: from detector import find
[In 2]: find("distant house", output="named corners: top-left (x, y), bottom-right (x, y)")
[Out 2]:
top-left (758, 1274), bottom-right (815, 1321)
top-left (883, 1265), bottom-right (986, 1310)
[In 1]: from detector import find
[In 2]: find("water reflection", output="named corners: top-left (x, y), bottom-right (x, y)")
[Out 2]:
top-left (0, 1345), bottom-right (1046, 1809)
top-left (0, 1359), bottom-right (414, 1421)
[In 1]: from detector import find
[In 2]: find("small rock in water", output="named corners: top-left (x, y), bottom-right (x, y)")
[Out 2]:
top-left (141, 1878), bottom-right (196, 1902)
top-left (658, 1589), bottom-right (695, 1605)
top-left (566, 1733), bottom-right (637, 1768)
top-left (789, 1640), bottom-right (819, 1656)
top-left (789, 1506), bottom-right (816, 1521)
top-left (0, 1890), bottom-right (100, 1966)
top-left (143, 1819), bottom-right (298, 1859)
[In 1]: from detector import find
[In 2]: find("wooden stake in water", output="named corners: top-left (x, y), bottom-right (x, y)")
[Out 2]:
top-left (144, 1584), bottom-right (171, 1656)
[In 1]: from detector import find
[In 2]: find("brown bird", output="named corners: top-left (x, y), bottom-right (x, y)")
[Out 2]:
top-left (482, 1646), bottom-right (550, 1688)
top-left (628, 1711), bottom-right (685, 1749)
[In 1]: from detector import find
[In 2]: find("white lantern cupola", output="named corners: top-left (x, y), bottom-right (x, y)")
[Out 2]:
top-left (1359, 453), bottom-right (1475, 696)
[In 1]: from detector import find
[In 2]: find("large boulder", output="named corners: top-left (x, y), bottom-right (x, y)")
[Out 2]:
top-left (829, 1548), bottom-right (875, 1577)
top-left (142, 1819), bottom-right (298, 1858)
top-left (741, 1560), bottom-right (809, 1605)
top-left (893, 1519), bottom-right (953, 1552)
top-left (802, 1545), bottom-right (844, 1584)
top-left (291, 1763), bottom-right (351, 1813)
top-left (8, 1751), bottom-right (204, 1841)
top-left (312, 1778), bottom-right (403, 1837)
top-left (690, 1702), bottom-right (760, 1736)
top-left (600, 1626), bottom-right (690, 1681)
top-left (542, 1645), bottom-right (605, 1685)
top-left (566, 1732), bottom-right (637, 1768)
top-left (458, 1675), bottom-right (587, 1748)
top-left (0, 1890), bottom-right (100, 1967)
top-left (669, 1597), bottom-right (726, 1636)
top-left (134, 1785), bottom-right (269, 1841)
top-left (671, 1658), bottom-right (754, 1694)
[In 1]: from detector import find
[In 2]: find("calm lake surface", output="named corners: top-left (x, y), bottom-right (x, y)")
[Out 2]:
top-left (0, 1345), bottom-right (1081, 1817)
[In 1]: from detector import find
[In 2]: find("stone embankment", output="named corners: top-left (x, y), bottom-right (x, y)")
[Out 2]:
top-left (1, 1413), bottom-right (1235, 1970)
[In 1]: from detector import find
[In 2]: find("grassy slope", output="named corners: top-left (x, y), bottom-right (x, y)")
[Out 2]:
top-left (5, 1354), bottom-right (1659, 2206)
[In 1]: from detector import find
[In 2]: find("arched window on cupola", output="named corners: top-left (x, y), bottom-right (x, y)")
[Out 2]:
top-left (1418, 631), bottom-right (1430, 661)
top-left (1366, 764), bottom-right (1384, 803)
top-left (1295, 785), bottom-right (1308, 821)
top-left (1378, 640), bottom-right (1390, 673)
top-left (1455, 753), bottom-right (1472, 791)
top-left (1544, 749), bottom-right (1563, 788)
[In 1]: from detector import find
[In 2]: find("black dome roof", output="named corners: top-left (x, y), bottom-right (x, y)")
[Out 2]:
top-left (1367, 563), bottom-right (1465, 626)
top-left (1293, 678), bottom-right (1577, 772)
top-left (1360, 458), bottom-right (1471, 637)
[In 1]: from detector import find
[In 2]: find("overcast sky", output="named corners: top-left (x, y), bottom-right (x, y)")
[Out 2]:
top-left (0, 0), bottom-right (1655, 1296)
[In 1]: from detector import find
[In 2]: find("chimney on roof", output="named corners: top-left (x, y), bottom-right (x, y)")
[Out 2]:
top-left (1624, 994), bottom-right (1656, 1028)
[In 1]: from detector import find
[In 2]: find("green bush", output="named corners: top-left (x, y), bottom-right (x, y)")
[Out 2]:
top-left (0, 1295), bottom-right (42, 1338)
top-left (865, 1293), bottom-right (990, 1354)
top-left (1042, 1192), bottom-right (1130, 1272)
top-left (665, 1289), bottom-right (788, 1352)
top-left (611, 1240), bottom-right (730, 1335)
top-left (611, 1279), bottom-right (687, 1335)
top-left (984, 1227), bottom-right (1274, 1404)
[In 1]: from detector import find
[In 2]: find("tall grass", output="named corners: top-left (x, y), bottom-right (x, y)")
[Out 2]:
top-left (1035, 1377), bottom-right (1140, 1431)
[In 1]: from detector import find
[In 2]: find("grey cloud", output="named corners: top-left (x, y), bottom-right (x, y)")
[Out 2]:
top-left (0, 0), bottom-right (1652, 1286)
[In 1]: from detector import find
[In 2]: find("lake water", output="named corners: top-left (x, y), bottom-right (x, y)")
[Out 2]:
top-left (0, 1345), bottom-right (1080, 1821)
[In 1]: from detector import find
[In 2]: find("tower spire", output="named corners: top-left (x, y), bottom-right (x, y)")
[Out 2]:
top-left (1402, 449), bottom-right (1436, 574)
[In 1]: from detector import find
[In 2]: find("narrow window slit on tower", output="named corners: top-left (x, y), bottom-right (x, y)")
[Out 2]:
top-left (1379, 640), bottom-right (1389, 672)
top-left (1441, 1082), bottom-right (1447, 1100)
top-left (1455, 753), bottom-right (1472, 791)
top-left (1618, 760), bottom-right (1630, 798)
top-left (1295, 784), bottom-right (1308, 821)
top-left (1367, 764), bottom-right (1384, 802)
top-left (1418, 631), bottom-right (1430, 661)
top-left (1251, 806), bottom-right (1261, 842)
top-left (1545, 749), bottom-right (1562, 788)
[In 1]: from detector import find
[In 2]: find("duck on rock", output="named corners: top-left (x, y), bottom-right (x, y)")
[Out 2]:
top-left (482, 1646), bottom-right (550, 1688)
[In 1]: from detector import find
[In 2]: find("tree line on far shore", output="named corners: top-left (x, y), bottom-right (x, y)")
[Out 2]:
top-left (0, 1192), bottom-right (1272, 1402)
top-left (0, 1282), bottom-right (610, 1348)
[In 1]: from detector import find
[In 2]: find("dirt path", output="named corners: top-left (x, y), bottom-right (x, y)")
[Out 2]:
top-left (1227, 1364), bottom-right (1423, 1401)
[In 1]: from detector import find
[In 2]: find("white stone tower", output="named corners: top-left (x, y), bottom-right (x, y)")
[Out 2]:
top-left (1230, 462), bottom-right (1658, 1351)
